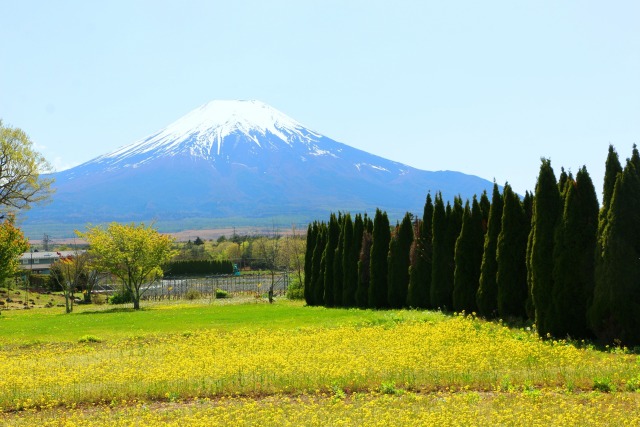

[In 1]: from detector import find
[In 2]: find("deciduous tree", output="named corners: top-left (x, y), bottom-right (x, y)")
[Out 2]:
top-left (0, 214), bottom-right (29, 287)
top-left (0, 120), bottom-right (53, 211)
top-left (79, 222), bottom-right (176, 310)
top-left (51, 248), bottom-right (96, 313)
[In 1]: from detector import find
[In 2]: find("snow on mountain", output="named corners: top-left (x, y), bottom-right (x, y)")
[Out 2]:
top-left (23, 100), bottom-right (498, 237)
top-left (88, 100), bottom-right (324, 169)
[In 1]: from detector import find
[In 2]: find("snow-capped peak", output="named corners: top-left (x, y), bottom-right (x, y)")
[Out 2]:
top-left (93, 100), bottom-right (321, 165)
top-left (158, 100), bottom-right (313, 144)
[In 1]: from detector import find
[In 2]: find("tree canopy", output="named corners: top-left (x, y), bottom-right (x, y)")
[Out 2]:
top-left (78, 223), bottom-right (176, 309)
top-left (0, 120), bottom-right (54, 211)
top-left (0, 214), bottom-right (29, 285)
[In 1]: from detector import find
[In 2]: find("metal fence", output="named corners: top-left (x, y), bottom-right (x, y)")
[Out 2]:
top-left (95, 272), bottom-right (290, 302)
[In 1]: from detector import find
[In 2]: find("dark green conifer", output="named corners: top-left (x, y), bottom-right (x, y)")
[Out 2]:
top-left (386, 224), bottom-right (400, 307)
top-left (430, 193), bottom-right (449, 309)
top-left (453, 197), bottom-right (484, 313)
top-left (496, 184), bottom-right (529, 319)
top-left (387, 212), bottom-right (414, 309)
top-left (590, 147), bottom-right (640, 345)
top-left (530, 159), bottom-right (561, 337)
top-left (369, 209), bottom-right (391, 308)
top-left (407, 194), bottom-right (434, 308)
top-left (477, 183), bottom-right (503, 318)
top-left (522, 190), bottom-right (535, 320)
top-left (341, 213), bottom-right (357, 307)
top-left (558, 167), bottom-right (570, 195)
top-left (479, 190), bottom-right (491, 233)
top-left (592, 146), bottom-right (623, 323)
top-left (356, 230), bottom-right (373, 308)
top-left (552, 167), bottom-right (598, 338)
top-left (322, 213), bottom-right (340, 307)
top-left (312, 223), bottom-right (327, 305)
top-left (304, 222), bottom-right (317, 305)
top-left (601, 145), bottom-right (623, 213)
top-left (332, 214), bottom-right (346, 307)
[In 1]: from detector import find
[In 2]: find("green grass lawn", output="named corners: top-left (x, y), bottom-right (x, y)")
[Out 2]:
top-left (0, 297), bottom-right (446, 345)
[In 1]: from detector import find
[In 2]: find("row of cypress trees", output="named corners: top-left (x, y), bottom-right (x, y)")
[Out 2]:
top-left (304, 145), bottom-right (640, 346)
top-left (163, 259), bottom-right (234, 277)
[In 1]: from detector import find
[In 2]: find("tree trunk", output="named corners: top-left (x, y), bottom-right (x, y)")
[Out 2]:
top-left (64, 291), bottom-right (72, 313)
top-left (133, 283), bottom-right (141, 309)
top-left (268, 271), bottom-right (275, 303)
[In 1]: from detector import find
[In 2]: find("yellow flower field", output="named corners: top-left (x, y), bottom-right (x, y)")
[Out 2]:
top-left (3, 391), bottom-right (640, 426)
top-left (1, 314), bottom-right (638, 413)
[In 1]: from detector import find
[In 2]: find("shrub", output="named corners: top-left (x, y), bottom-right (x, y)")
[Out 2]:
top-left (286, 277), bottom-right (304, 300)
top-left (380, 382), bottom-right (402, 395)
top-left (593, 377), bottom-right (615, 393)
top-left (78, 335), bottom-right (102, 343)
top-left (109, 288), bottom-right (133, 305)
top-left (185, 289), bottom-right (202, 300)
top-left (215, 288), bottom-right (230, 299)
top-left (92, 294), bottom-right (107, 305)
top-left (29, 274), bottom-right (49, 288)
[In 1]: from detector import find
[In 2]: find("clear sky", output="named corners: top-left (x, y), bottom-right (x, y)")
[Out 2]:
top-left (1, 1), bottom-right (638, 200)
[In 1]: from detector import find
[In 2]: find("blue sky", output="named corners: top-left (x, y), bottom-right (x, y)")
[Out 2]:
top-left (1, 1), bottom-right (638, 199)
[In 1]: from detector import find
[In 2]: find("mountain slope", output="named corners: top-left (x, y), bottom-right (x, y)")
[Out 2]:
top-left (24, 100), bottom-right (496, 236)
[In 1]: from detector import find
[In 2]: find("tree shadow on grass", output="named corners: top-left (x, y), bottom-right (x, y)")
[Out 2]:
top-left (78, 307), bottom-right (146, 315)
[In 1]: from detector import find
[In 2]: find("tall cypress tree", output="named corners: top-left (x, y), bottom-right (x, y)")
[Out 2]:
top-left (433, 197), bottom-right (463, 310)
top-left (364, 213), bottom-right (373, 234)
top-left (332, 214), bottom-right (346, 308)
top-left (431, 193), bottom-right (449, 309)
top-left (496, 184), bottom-right (529, 319)
top-left (601, 145), bottom-right (623, 215)
top-left (312, 222), bottom-right (327, 306)
top-left (592, 146), bottom-right (622, 323)
top-left (551, 167), bottom-right (598, 339)
top-left (407, 218), bottom-right (425, 308)
top-left (479, 190), bottom-right (491, 233)
top-left (530, 159), bottom-right (561, 337)
top-left (590, 147), bottom-right (640, 345)
top-left (453, 196), bottom-right (484, 313)
top-left (356, 229), bottom-right (373, 308)
top-left (558, 167), bottom-right (570, 195)
top-left (477, 183), bottom-right (503, 318)
top-left (522, 190), bottom-right (535, 320)
top-left (341, 213), bottom-right (357, 307)
top-left (304, 222), bottom-right (317, 305)
top-left (388, 212), bottom-right (413, 309)
top-left (322, 213), bottom-right (340, 307)
top-left (408, 194), bottom-right (433, 308)
top-left (369, 208), bottom-right (391, 308)
top-left (387, 224), bottom-right (400, 307)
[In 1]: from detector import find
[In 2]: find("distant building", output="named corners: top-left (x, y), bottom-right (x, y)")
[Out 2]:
top-left (18, 251), bottom-right (83, 275)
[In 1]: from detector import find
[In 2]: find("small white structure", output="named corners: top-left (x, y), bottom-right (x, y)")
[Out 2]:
top-left (18, 251), bottom-right (83, 274)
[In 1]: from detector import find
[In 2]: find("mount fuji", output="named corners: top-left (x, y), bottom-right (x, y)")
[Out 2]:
top-left (24, 100), bottom-right (496, 236)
